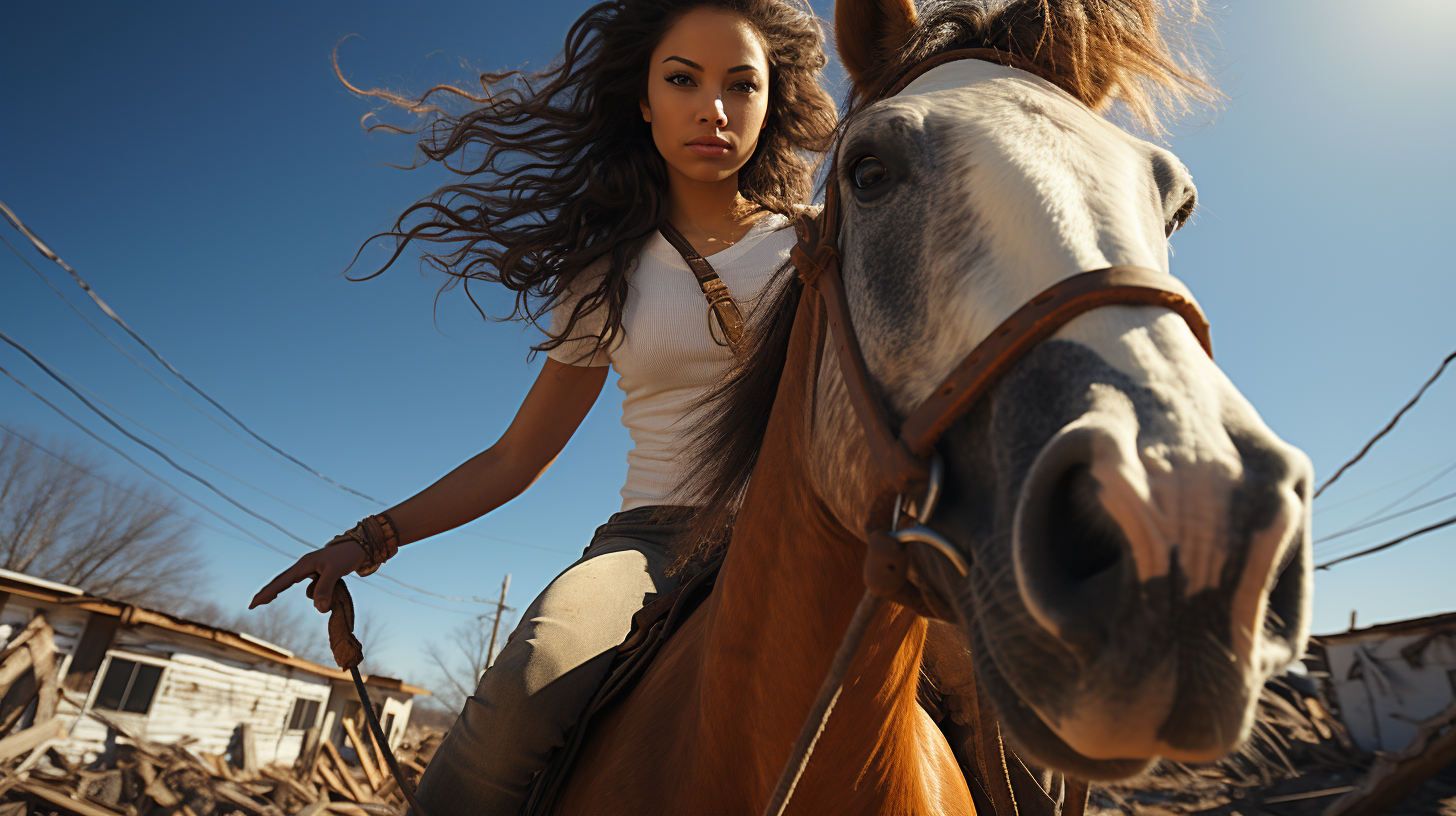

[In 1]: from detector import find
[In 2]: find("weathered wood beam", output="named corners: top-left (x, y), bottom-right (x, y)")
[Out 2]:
top-left (340, 717), bottom-right (383, 791)
top-left (1323, 698), bottom-right (1456, 816)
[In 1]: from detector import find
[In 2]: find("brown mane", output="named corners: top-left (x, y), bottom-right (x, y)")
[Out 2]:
top-left (673, 263), bottom-right (804, 568)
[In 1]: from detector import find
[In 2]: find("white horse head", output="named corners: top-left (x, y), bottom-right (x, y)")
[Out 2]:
top-left (807, 0), bottom-right (1314, 778)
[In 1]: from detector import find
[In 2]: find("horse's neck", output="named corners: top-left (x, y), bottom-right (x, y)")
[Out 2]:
top-left (694, 292), bottom-right (938, 813)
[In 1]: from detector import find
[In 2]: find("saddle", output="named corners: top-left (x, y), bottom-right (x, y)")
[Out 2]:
top-left (521, 557), bottom-right (725, 816)
top-left (519, 559), bottom-right (1085, 816)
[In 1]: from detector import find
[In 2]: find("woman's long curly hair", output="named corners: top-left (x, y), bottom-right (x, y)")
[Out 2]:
top-left (341, 0), bottom-right (837, 356)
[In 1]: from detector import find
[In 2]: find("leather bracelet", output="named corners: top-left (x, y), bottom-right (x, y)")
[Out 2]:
top-left (324, 512), bottom-right (401, 577)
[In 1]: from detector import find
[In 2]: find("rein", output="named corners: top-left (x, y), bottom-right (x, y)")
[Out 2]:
top-left (763, 48), bottom-right (1212, 816)
top-left (319, 577), bottom-right (429, 816)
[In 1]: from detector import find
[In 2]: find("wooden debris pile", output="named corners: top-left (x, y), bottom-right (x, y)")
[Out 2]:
top-left (0, 614), bottom-right (443, 816)
top-left (1089, 673), bottom-right (1456, 815)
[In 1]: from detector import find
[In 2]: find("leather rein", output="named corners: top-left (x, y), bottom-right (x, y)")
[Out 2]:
top-left (762, 49), bottom-right (1213, 816)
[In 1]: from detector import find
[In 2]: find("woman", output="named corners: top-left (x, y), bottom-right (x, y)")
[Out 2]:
top-left (250, 1), bottom-right (835, 812)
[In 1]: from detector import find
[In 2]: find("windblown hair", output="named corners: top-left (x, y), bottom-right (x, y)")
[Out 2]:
top-left (339, 0), bottom-right (836, 356)
top-left (847, 0), bottom-right (1218, 133)
top-left (674, 0), bottom-right (1219, 563)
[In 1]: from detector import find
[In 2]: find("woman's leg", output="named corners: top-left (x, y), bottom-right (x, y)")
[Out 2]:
top-left (412, 522), bottom-right (681, 816)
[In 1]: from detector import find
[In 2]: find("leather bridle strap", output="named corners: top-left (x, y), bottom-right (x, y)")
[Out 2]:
top-left (901, 265), bottom-right (1212, 456)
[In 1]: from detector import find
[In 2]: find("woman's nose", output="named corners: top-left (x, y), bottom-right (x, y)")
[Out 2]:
top-left (699, 97), bottom-right (727, 128)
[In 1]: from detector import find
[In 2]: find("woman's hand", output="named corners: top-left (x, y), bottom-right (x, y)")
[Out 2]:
top-left (251, 541), bottom-right (366, 613)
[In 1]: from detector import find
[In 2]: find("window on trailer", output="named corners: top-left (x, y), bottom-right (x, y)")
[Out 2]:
top-left (287, 697), bottom-right (321, 730)
top-left (93, 658), bottom-right (163, 714)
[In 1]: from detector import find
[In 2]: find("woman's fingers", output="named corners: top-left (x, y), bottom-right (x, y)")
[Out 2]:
top-left (309, 564), bottom-right (343, 614)
top-left (250, 555), bottom-right (320, 609)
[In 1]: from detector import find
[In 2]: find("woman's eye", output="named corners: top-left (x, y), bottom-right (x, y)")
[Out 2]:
top-left (852, 156), bottom-right (888, 189)
top-left (730, 81), bottom-right (758, 93)
top-left (667, 73), bottom-right (695, 87)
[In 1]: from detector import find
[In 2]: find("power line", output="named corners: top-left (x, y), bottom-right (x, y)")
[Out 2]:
top-left (1, 329), bottom-right (321, 550)
top-left (0, 423), bottom-right (481, 616)
top-left (2, 231), bottom-right (353, 498)
top-left (1343, 459), bottom-right (1456, 532)
top-left (5, 232), bottom-right (577, 559)
top-left (1316, 514), bottom-right (1456, 571)
top-left (44, 368), bottom-right (357, 535)
top-left (1315, 455), bottom-right (1456, 512)
top-left (1314, 349), bottom-right (1456, 499)
top-left (0, 197), bottom-right (382, 503)
top-left (1316, 489), bottom-right (1456, 546)
top-left (0, 363), bottom-right (301, 560)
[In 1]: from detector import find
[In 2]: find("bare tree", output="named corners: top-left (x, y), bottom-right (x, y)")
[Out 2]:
top-left (0, 430), bottom-right (204, 610)
top-left (422, 615), bottom-right (505, 714)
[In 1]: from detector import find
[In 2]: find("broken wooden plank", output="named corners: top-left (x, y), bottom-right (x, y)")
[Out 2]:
top-left (0, 716), bottom-right (64, 763)
top-left (261, 765), bottom-right (318, 803)
top-left (294, 802), bottom-right (329, 816)
top-left (341, 717), bottom-right (384, 791)
top-left (1323, 698), bottom-right (1456, 816)
top-left (367, 727), bottom-right (389, 788)
top-left (316, 755), bottom-right (360, 803)
top-left (15, 779), bottom-right (127, 816)
top-left (321, 739), bottom-right (372, 803)
top-left (240, 722), bottom-right (260, 775)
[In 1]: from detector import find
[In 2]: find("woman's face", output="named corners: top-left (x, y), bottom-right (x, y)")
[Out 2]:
top-left (641, 7), bottom-right (771, 186)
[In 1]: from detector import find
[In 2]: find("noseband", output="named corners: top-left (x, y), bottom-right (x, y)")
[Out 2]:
top-left (764, 49), bottom-right (1213, 816)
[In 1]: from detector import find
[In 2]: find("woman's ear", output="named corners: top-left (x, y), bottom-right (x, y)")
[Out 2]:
top-left (836, 0), bottom-right (918, 92)
top-left (640, 97), bottom-right (652, 122)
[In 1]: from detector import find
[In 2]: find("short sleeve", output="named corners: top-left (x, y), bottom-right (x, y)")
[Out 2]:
top-left (544, 258), bottom-right (614, 368)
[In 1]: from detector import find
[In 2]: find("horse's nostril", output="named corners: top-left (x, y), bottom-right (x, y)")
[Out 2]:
top-left (1046, 464), bottom-right (1125, 584)
top-left (1015, 458), bottom-right (1134, 660)
top-left (1264, 528), bottom-right (1307, 648)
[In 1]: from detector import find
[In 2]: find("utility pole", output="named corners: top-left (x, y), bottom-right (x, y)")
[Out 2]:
top-left (485, 574), bottom-right (512, 670)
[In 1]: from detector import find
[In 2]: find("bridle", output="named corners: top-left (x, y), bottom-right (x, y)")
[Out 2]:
top-left (763, 48), bottom-right (1214, 816)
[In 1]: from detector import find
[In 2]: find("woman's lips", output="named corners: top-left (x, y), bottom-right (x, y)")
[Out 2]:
top-left (687, 137), bottom-right (732, 158)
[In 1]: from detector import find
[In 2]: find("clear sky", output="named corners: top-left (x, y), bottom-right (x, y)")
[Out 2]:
top-left (2, 1), bottom-right (1452, 695)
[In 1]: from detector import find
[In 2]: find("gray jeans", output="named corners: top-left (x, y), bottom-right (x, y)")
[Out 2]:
top-left (413, 507), bottom-right (691, 816)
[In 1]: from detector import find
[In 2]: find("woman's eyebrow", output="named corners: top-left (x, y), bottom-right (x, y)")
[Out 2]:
top-left (662, 56), bottom-right (761, 75)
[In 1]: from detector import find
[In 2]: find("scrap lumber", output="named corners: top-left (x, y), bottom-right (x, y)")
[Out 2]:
top-left (341, 716), bottom-right (384, 790)
top-left (15, 778), bottom-right (125, 816)
top-left (368, 726), bottom-right (389, 788)
top-left (0, 716), bottom-right (63, 763)
top-left (1322, 698), bottom-right (1456, 816)
top-left (321, 738), bottom-right (373, 803)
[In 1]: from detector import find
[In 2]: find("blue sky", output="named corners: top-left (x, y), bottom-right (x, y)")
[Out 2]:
top-left (2, 1), bottom-right (1452, 694)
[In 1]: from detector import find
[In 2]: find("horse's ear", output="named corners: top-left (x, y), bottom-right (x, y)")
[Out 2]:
top-left (835, 0), bottom-right (918, 91)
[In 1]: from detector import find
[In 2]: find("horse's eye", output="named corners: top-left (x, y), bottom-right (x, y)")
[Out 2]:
top-left (852, 156), bottom-right (887, 189)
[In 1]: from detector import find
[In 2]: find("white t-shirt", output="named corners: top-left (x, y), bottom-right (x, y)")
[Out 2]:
top-left (547, 213), bottom-right (795, 510)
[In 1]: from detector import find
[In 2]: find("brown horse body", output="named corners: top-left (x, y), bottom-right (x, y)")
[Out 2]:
top-left (556, 0), bottom-right (1315, 809)
top-left (557, 290), bottom-right (972, 815)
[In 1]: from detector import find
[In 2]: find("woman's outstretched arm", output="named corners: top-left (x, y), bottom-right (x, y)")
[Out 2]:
top-left (251, 357), bottom-right (609, 612)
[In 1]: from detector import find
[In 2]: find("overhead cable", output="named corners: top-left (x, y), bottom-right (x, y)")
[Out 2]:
top-left (0, 364), bottom-right (301, 560)
top-left (1315, 349), bottom-right (1456, 499)
top-left (0, 423), bottom-right (479, 615)
top-left (0, 329), bottom-right (318, 550)
top-left (2, 232), bottom-right (341, 489)
top-left (0, 197), bottom-right (382, 503)
top-left (1315, 489), bottom-right (1456, 545)
top-left (1316, 514), bottom-right (1456, 570)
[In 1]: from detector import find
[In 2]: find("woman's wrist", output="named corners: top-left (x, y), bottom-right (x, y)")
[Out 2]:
top-left (325, 512), bottom-right (401, 576)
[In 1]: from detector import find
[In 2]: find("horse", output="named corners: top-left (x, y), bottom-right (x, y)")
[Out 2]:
top-left (549, 0), bottom-right (1314, 812)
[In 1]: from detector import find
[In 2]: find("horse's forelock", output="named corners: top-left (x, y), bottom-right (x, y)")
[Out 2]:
top-left (848, 0), bottom-right (1218, 135)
